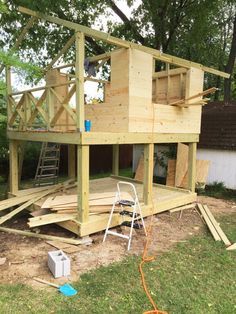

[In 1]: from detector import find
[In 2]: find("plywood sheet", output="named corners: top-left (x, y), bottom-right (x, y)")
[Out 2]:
top-left (166, 159), bottom-right (176, 186)
top-left (175, 143), bottom-right (189, 187)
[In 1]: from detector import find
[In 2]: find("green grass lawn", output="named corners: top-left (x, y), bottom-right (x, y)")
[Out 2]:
top-left (0, 213), bottom-right (235, 314)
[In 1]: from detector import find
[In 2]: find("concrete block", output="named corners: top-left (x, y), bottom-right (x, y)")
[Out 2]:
top-left (48, 250), bottom-right (70, 278)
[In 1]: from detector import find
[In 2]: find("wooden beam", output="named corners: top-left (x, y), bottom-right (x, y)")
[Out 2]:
top-left (0, 226), bottom-right (84, 245)
top-left (18, 6), bottom-right (229, 78)
top-left (188, 143), bottom-right (197, 192)
top-left (68, 145), bottom-right (75, 179)
top-left (77, 145), bottom-right (89, 223)
top-left (45, 35), bottom-right (75, 72)
top-left (7, 130), bottom-right (200, 145)
top-left (28, 213), bottom-right (77, 228)
top-left (75, 31), bottom-right (85, 131)
top-left (143, 143), bottom-right (154, 205)
top-left (112, 144), bottom-right (119, 176)
top-left (9, 140), bottom-right (19, 194)
top-left (197, 204), bottom-right (221, 241)
top-left (0, 17), bottom-right (37, 74)
top-left (203, 205), bottom-right (231, 246)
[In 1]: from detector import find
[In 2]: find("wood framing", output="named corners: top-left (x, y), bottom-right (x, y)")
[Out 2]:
top-left (112, 144), bottom-right (119, 176)
top-left (77, 145), bottom-right (89, 222)
top-left (9, 140), bottom-right (19, 194)
top-left (3, 7), bottom-right (231, 238)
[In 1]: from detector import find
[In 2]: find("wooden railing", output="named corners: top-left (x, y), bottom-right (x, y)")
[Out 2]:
top-left (7, 80), bottom-right (77, 130)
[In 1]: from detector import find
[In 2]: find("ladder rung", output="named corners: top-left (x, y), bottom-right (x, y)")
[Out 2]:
top-left (42, 157), bottom-right (59, 160)
top-left (39, 165), bottom-right (58, 169)
top-left (35, 174), bottom-right (58, 179)
top-left (106, 230), bottom-right (129, 240)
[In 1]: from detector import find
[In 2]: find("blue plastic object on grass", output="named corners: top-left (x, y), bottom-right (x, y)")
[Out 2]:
top-left (34, 277), bottom-right (77, 297)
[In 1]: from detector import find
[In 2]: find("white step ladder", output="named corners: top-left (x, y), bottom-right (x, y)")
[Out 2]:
top-left (103, 181), bottom-right (147, 250)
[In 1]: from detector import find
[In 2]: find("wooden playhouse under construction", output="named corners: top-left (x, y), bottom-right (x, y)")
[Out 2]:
top-left (4, 7), bottom-right (230, 237)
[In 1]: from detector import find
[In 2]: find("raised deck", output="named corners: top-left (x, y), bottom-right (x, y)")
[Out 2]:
top-left (14, 177), bottom-right (196, 237)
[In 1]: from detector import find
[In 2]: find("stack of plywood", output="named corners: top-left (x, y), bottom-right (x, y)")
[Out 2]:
top-left (166, 143), bottom-right (210, 188)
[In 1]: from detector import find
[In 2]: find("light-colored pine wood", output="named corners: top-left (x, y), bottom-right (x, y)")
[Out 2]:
top-left (75, 31), bottom-right (85, 131)
top-left (226, 243), bottom-right (236, 251)
top-left (0, 226), bottom-right (85, 245)
top-left (9, 140), bottom-right (19, 194)
top-left (188, 143), bottom-right (197, 192)
top-left (68, 145), bottom-right (76, 179)
top-left (175, 143), bottom-right (189, 187)
top-left (203, 205), bottom-right (231, 246)
top-left (112, 144), bottom-right (119, 176)
top-left (28, 213), bottom-right (77, 228)
top-left (166, 159), bottom-right (176, 186)
top-left (169, 203), bottom-right (195, 213)
top-left (77, 145), bottom-right (89, 222)
top-left (197, 203), bottom-right (221, 241)
top-left (143, 144), bottom-right (154, 205)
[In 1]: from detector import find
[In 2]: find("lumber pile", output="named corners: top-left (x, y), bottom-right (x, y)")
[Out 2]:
top-left (27, 191), bottom-right (132, 228)
top-left (197, 204), bottom-right (233, 248)
top-left (166, 143), bottom-right (210, 188)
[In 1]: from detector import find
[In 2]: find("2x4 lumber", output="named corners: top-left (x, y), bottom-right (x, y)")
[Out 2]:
top-left (153, 68), bottom-right (187, 78)
top-left (10, 80), bottom-right (75, 96)
top-left (45, 35), bottom-right (75, 72)
top-left (0, 188), bottom-right (59, 225)
top-left (28, 213), bottom-right (77, 228)
top-left (112, 144), bottom-right (119, 176)
top-left (68, 145), bottom-right (76, 179)
top-left (0, 189), bottom-right (50, 212)
top-left (0, 226), bottom-right (83, 245)
top-left (197, 204), bottom-right (221, 241)
top-left (188, 143), bottom-right (197, 192)
top-left (169, 203), bottom-right (196, 213)
top-left (170, 87), bottom-right (218, 106)
top-left (75, 31), bottom-right (85, 131)
top-left (0, 17), bottom-right (37, 74)
top-left (7, 130), bottom-right (199, 146)
top-left (9, 140), bottom-right (18, 194)
top-left (143, 143), bottom-right (154, 205)
top-left (226, 243), bottom-right (236, 251)
top-left (18, 6), bottom-right (229, 79)
top-left (203, 205), bottom-right (231, 246)
top-left (77, 145), bottom-right (89, 222)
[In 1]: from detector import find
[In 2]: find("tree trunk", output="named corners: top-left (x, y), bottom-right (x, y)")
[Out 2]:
top-left (224, 13), bottom-right (236, 103)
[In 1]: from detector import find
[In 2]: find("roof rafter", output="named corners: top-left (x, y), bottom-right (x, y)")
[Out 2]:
top-left (18, 6), bottom-right (230, 78)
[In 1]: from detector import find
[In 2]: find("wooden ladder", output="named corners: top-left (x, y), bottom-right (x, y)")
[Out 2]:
top-left (34, 142), bottom-right (61, 187)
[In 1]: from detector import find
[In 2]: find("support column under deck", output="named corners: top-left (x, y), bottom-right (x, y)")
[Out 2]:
top-left (68, 144), bottom-right (75, 179)
top-left (112, 144), bottom-right (119, 176)
top-left (77, 144), bottom-right (89, 223)
top-left (188, 142), bottom-right (197, 192)
top-left (9, 140), bottom-right (19, 194)
top-left (143, 143), bottom-right (154, 205)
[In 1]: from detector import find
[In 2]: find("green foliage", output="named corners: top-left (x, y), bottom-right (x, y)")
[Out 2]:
top-left (0, 213), bottom-right (235, 313)
top-left (198, 181), bottom-right (236, 201)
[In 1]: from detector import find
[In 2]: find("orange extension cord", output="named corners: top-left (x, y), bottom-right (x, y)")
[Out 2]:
top-left (139, 215), bottom-right (168, 314)
top-left (139, 101), bottom-right (168, 314)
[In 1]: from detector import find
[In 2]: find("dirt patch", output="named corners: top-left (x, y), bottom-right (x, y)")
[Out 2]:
top-left (0, 196), bottom-right (235, 288)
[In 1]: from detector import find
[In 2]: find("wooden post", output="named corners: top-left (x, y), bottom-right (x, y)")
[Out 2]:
top-left (77, 145), bottom-right (89, 222)
top-left (68, 144), bottom-right (75, 179)
top-left (75, 31), bottom-right (85, 132)
top-left (143, 143), bottom-right (154, 205)
top-left (9, 140), bottom-right (19, 194)
top-left (47, 87), bottom-right (53, 130)
top-left (6, 66), bottom-right (12, 126)
top-left (188, 142), bottom-right (197, 192)
top-left (112, 144), bottom-right (119, 176)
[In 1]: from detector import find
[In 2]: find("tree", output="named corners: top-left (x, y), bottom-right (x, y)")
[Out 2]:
top-left (0, 1), bottom-right (235, 100)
